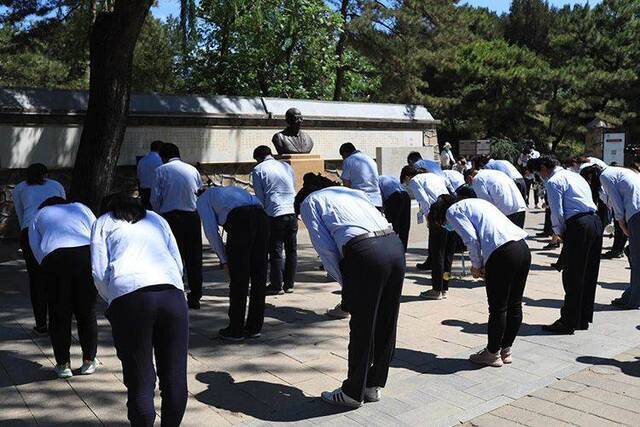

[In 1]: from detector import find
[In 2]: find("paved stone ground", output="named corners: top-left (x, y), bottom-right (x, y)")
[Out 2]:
top-left (1, 209), bottom-right (639, 426)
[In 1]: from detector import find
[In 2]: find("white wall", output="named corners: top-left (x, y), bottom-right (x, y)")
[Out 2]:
top-left (0, 124), bottom-right (427, 168)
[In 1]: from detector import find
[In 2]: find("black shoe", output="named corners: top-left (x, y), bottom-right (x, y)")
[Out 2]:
top-left (576, 323), bottom-right (589, 331)
top-left (536, 231), bottom-right (552, 237)
top-left (551, 261), bottom-right (563, 272)
top-left (32, 325), bottom-right (48, 335)
top-left (188, 300), bottom-right (201, 310)
top-left (245, 330), bottom-right (262, 339)
top-left (542, 319), bottom-right (574, 335)
top-left (543, 242), bottom-right (561, 250)
top-left (416, 260), bottom-right (431, 271)
top-left (601, 251), bottom-right (624, 259)
top-left (219, 327), bottom-right (245, 342)
top-left (283, 287), bottom-right (294, 294)
top-left (611, 298), bottom-right (639, 309)
top-left (265, 286), bottom-right (284, 296)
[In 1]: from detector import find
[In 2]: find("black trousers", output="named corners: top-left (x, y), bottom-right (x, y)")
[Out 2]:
top-left (612, 219), bottom-right (628, 253)
top-left (561, 213), bottom-right (603, 329)
top-left (543, 207), bottom-right (553, 235)
top-left (224, 206), bottom-right (269, 335)
top-left (383, 191), bottom-right (411, 251)
top-left (268, 214), bottom-right (298, 291)
top-left (139, 188), bottom-right (152, 210)
top-left (340, 234), bottom-right (405, 401)
top-left (524, 178), bottom-right (533, 205)
top-left (107, 286), bottom-right (188, 427)
top-left (20, 228), bottom-right (47, 328)
top-left (514, 178), bottom-right (526, 200)
top-left (41, 246), bottom-right (97, 365)
top-left (428, 224), bottom-right (455, 291)
top-left (507, 211), bottom-right (526, 229)
top-left (484, 240), bottom-right (531, 353)
top-left (163, 210), bottom-right (203, 304)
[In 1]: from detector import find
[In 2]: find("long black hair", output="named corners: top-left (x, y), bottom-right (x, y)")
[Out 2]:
top-left (26, 163), bottom-right (47, 185)
top-left (427, 194), bottom-right (459, 227)
top-left (105, 193), bottom-right (146, 223)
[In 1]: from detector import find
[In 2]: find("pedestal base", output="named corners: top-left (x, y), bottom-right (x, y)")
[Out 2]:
top-left (277, 154), bottom-right (325, 191)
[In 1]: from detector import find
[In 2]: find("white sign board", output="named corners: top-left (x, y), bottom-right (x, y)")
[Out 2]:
top-left (604, 132), bottom-right (625, 165)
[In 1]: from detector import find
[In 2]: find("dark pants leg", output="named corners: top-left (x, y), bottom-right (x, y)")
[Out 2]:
top-left (524, 178), bottom-right (533, 206)
top-left (612, 219), bottom-right (628, 254)
top-left (428, 224), bottom-right (455, 291)
top-left (108, 287), bottom-right (188, 427)
top-left (621, 213), bottom-right (640, 307)
top-left (340, 234), bottom-right (405, 401)
top-left (139, 188), bottom-right (152, 210)
top-left (224, 207), bottom-right (269, 335)
top-left (20, 228), bottom-right (47, 328)
top-left (41, 246), bottom-right (97, 365)
top-left (484, 240), bottom-right (531, 353)
top-left (163, 211), bottom-right (203, 304)
top-left (561, 214), bottom-right (603, 328)
top-left (514, 179), bottom-right (526, 200)
top-left (507, 211), bottom-right (526, 229)
top-left (268, 214), bottom-right (298, 291)
top-left (543, 207), bottom-right (553, 235)
top-left (383, 192), bottom-right (411, 251)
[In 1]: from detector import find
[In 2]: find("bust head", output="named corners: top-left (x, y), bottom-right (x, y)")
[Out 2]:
top-left (285, 108), bottom-right (303, 133)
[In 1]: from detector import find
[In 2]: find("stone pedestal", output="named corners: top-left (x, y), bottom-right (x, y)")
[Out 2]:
top-left (277, 154), bottom-right (325, 190)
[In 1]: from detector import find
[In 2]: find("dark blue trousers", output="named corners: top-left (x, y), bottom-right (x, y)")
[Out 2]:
top-left (107, 286), bottom-right (189, 427)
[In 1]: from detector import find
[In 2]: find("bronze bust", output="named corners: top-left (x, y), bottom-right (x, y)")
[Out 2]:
top-left (272, 108), bottom-right (314, 155)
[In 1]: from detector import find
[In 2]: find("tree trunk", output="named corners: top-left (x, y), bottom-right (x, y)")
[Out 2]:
top-left (333, 0), bottom-right (350, 101)
top-left (70, 0), bottom-right (153, 211)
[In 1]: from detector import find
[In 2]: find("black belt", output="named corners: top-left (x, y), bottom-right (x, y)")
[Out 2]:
top-left (566, 211), bottom-right (596, 224)
top-left (344, 228), bottom-right (395, 251)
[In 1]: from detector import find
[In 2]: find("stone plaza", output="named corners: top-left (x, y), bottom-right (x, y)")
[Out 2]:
top-left (1, 209), bottom-right (639, 426)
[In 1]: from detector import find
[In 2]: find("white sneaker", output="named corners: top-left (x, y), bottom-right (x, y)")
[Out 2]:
top-left (326, 303), bottom-right (350, 319)
top-left (321, 388), bottom-right (362, 408)
top-left (469, 348), bottom-right (503, 367)
top-left (55, 363), bottom-right (73, 379)
top-left (500, 347), bottom-right (513, 364)
top-left (364, 387), bottom-right (381, 402)
top-left (80, 359), bottom-right (98, 375)
top-left (420, 289), bottom-right (443, 300)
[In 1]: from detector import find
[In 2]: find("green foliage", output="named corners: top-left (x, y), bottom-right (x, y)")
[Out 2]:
top-left (490, 137), bottom-right (525, 163)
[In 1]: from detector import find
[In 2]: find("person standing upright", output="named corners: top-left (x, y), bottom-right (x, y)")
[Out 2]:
top-left (12, 163), bottom-right (66, 334)
top-left (464, 169), bottom-right (527, 228)
top-left (297, 182), bottom-right (405, 408)
top-left (151, 143), bottom-right (204, 310)
top-left (137, 140), bottom-right (164, 210)
top-left (378, 175), bottom-right (411, 251)
top-left (197, 185), bottom-right (269, 341)
top-left (440, 142), bottom-right (454, 169)
top-left (599, 166), bottom-right (640, 309)
top-left (251, 146), bottom-right (298, 296)
top-left (528, 157), bottom-right (603, 334)
top-left (340, 143), bottom-right (383, 209)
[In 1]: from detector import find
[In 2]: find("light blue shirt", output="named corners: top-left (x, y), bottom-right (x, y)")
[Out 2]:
top-left (408, 173), bottom-right (449, 216)
top-left (91, 210), bottom-right (184, 305)
top-left (251, 156), bottom-right (295, 217)
top-left (137, 151), bottom-right (163, 189)
top-left (150, 158), bottom-right (204, 213)
top-left (485, 159), bottom-right (524, 180)
top-left (12, 179), bottom-right (66, 230)
top-left (29, 202), bottom-right (96, 264)
top-left (599, 167), bottom-right (640, 222)
top-left (196, 186), bottom-right (262, 264)
top-left (446, 199), bottom-right (528, 268)
top-left (341, 151), bottom-right (383, 207)
top-left (443, 170), bottom-right (465, 194)
top-left (544, 167), bottom-right (596, 235)
top-left (378, 175), bottom-right (406, 201)
top-left (414, 159), bottom-right (444, 176)
top-left (472, 170), bottom-right (526, 216)
top-left (300, 187), bottom-right (390, 285)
